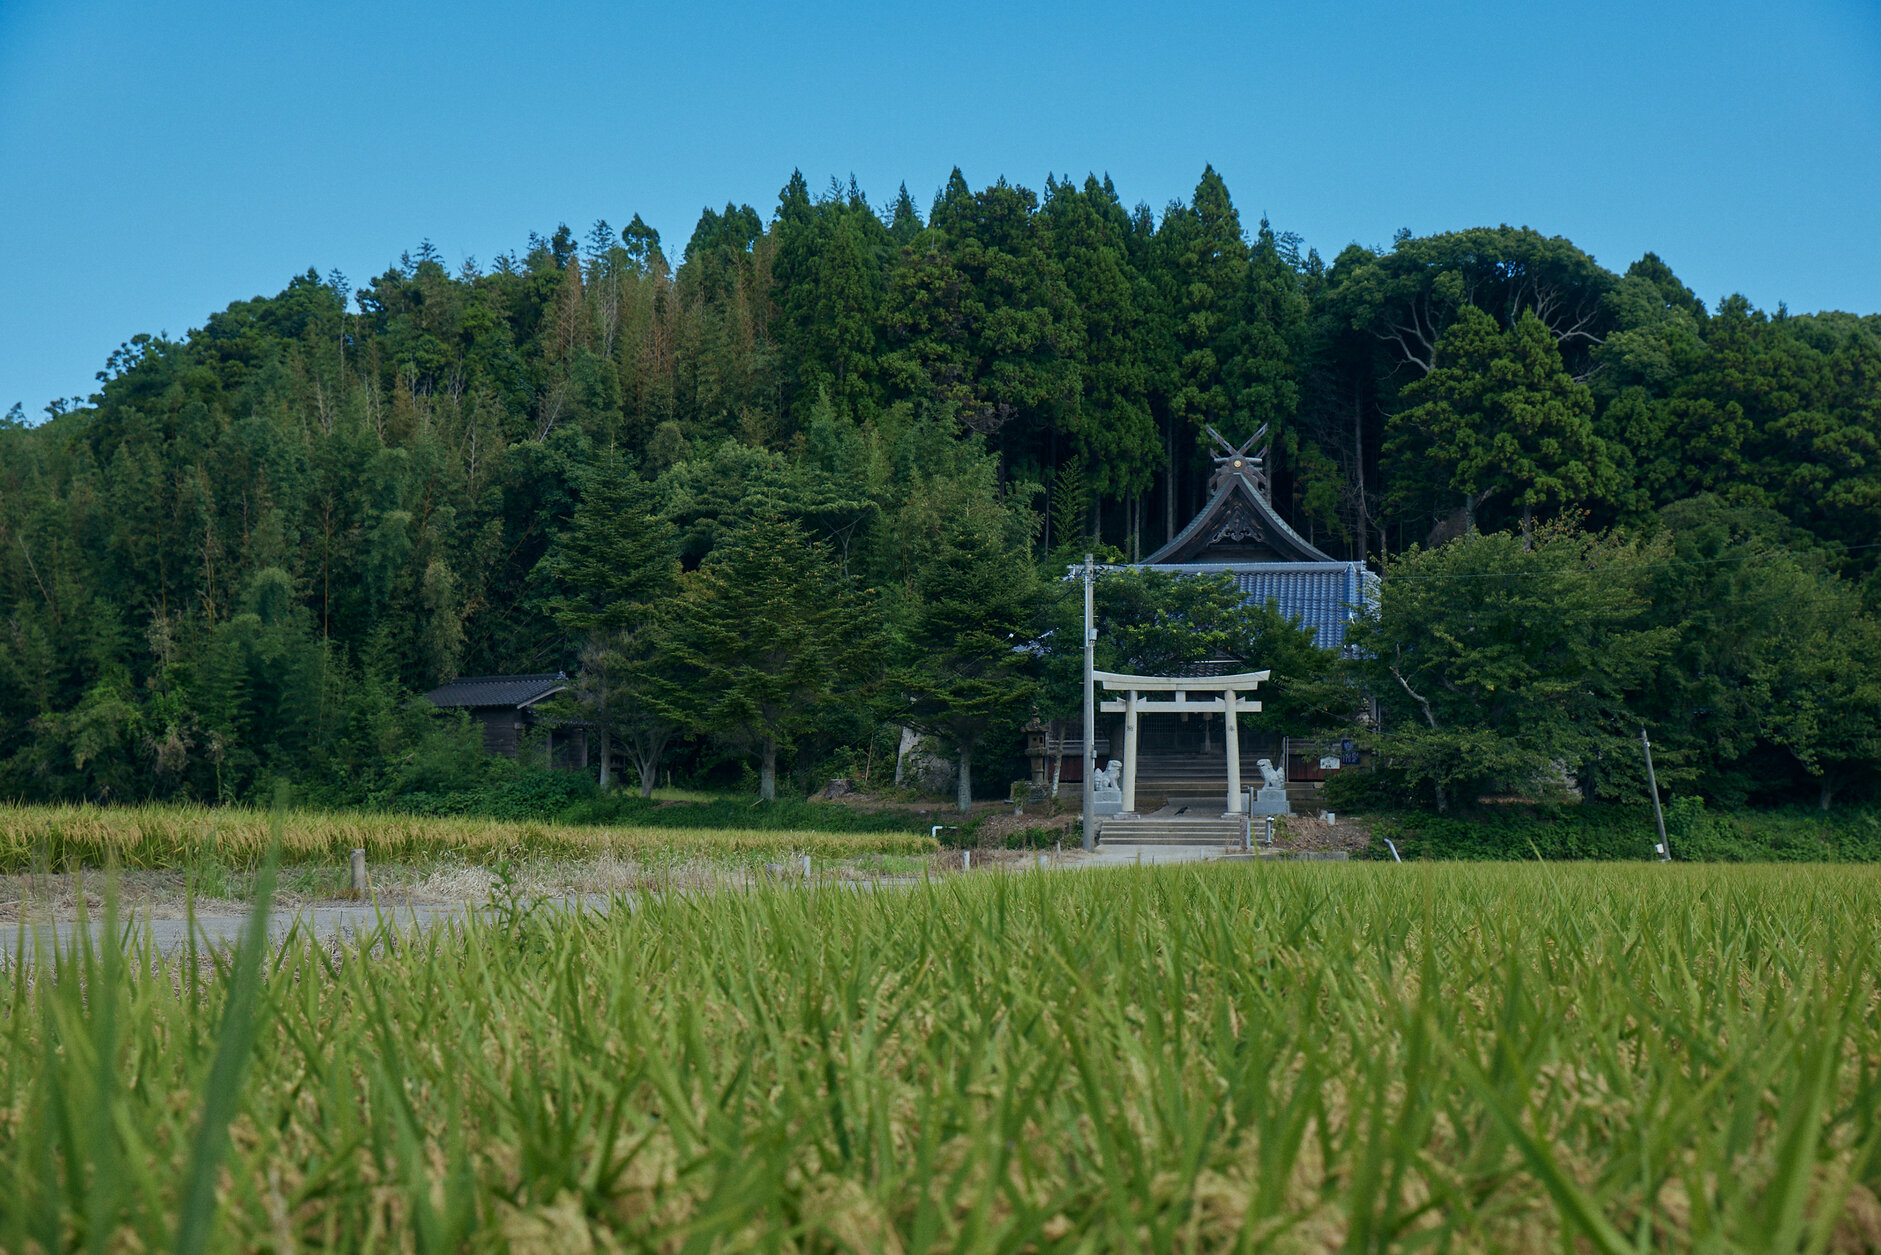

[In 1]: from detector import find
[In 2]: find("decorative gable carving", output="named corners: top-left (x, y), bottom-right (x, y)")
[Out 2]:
top-left (1207, 498), bottom-right (1267, 548)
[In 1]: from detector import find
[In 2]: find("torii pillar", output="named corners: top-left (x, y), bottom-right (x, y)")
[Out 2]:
top-left (1223, 689), bottom-right (1241, 810)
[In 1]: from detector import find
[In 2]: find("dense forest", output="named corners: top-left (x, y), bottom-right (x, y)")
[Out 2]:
top-left (3, 167), bottom-right (1877, 814)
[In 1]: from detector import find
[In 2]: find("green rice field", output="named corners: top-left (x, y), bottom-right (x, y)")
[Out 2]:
top-left (5, 861), bottom-right (1881, 1251)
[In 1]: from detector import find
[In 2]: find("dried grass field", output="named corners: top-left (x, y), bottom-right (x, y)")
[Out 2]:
top-left (5, 860), bottom-right (1881, 1251)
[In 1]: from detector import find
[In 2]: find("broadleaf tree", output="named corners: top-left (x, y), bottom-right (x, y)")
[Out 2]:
top-left (1347, 524), bottom-right (1675, 811)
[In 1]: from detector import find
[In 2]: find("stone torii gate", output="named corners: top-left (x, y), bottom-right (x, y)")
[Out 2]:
top-left (1094, 669), bottom-right (1269, 817)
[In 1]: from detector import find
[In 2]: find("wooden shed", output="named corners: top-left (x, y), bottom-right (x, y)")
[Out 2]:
top-left (422, 672), bottom-right (588, 767)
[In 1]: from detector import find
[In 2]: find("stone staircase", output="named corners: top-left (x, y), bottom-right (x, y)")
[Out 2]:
top-left (1097, 812), bottom-right (1249, 848)
top-left (1134, 753), bottom-right (1324, 815)
top-left (1132, 752), bottom-right (1263, 788)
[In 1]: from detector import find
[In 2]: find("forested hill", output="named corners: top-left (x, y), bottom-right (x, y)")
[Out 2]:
top-left (3, 166), bottom-right (1878, 807)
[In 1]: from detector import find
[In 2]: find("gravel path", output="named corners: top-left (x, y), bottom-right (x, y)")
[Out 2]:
top-left (5, 899), bottom-right (596, 957)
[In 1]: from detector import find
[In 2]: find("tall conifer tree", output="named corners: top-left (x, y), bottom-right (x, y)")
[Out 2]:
top-left (654, 509), bottom-right (873, 802)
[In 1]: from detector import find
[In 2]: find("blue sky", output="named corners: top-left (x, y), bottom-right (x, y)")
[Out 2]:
top-left (3, 0), bottom-right (1878, 418)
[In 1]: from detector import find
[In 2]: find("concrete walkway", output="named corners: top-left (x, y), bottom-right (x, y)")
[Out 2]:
top-left (1083, 844), bottom-right (1246, 866)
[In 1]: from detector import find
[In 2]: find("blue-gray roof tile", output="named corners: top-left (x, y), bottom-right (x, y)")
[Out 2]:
top-left (1136, 562), bottom-right (1377, 650)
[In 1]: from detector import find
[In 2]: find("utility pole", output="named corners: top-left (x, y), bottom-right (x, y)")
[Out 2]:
top-left (1641, 727), bottom-right (1671, 861)
top-left (1082, 553), bottom-right (1096, 851)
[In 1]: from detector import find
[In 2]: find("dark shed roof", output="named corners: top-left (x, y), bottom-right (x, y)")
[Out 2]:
top-left (424, 673), bottom-right (568, 710)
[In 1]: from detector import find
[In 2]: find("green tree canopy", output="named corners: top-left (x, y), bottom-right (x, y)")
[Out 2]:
top-left (1388, 307), bottom-right (1613, 534)
top-left (1349, 525), bottom-right (1675, 810)
top-left (653, 510), bottom-right (876, 802)
top-left (894, 505), bottom-right (1040, 813)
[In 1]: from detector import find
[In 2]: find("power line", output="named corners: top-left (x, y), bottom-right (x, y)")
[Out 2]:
top-left (1375, 539), bottom-right (1881, 582)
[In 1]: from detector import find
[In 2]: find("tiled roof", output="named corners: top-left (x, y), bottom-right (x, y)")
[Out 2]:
top-left (1171, 659), bottom-right (1247, 678)
top-left (424, 673), bottom-right (568, 709)
top-left (1136, 562), bottom-right (1377, 651)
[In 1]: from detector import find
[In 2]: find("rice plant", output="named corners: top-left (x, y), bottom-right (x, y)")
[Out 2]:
top-left (4, 861), bottom-right (1880, 1251)
top-left (0, 802), bottom-right (935, 872)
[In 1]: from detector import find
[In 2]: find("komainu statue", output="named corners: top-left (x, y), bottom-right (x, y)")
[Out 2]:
top-left (1256, 758), bottom-right (1285, 790)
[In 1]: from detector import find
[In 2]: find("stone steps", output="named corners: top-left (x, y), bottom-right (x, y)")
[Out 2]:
top-left (1132, 757), bottom-right (1283, 786)
top-left (1098, 817), bottom-right (1248, 847)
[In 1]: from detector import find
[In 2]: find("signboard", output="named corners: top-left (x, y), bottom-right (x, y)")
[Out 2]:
top-left (1340, 738), bottom-right (1359, 766)
top-left (1319, 755), bottom-right (1342, 771)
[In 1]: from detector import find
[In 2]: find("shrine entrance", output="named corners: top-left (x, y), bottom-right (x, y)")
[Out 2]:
top-left (1094, 669), bottom-right (1269, 817)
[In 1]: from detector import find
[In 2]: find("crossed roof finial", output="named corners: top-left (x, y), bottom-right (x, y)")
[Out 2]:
top-left (1207, 422), bottom-right (1266, 464)
top-left (1205, 423), bottom-right (1271, 499)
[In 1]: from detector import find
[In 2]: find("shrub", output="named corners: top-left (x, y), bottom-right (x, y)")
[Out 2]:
top-left (1365, 800), bottom-right (1881, 862)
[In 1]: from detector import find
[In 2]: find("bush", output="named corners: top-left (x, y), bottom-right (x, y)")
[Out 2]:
top-left (559, 792), bottom-right (932, 834)
top-left (394, 770), bottom-right (599, 822)
top-left (1319, 767), bottom-right (1397, 812)
top-left (1368, 805), bottom-right (1657, 861)
top-left (1365, 800), bottom-right (1881, 862)
top-left (395, 712), bottom-right (511, 795)
top-left (996, 825), bottom-right (1066, 850)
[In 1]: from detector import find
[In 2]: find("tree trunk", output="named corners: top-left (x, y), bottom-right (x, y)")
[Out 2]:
top-left (626, 724), bottom-right (671, 799)
top-left (596, 726), bottom-right (610, 791)
top-left (1820, 776), bottom-right (1834, 811)
top-left (956, 744), bottom-right (973, 814)
top-left (632, 744), bottom-right (656, 798)
top-left (1166, 415), bottom-right (1177, 543)
top-left (1463, 491), bottom-right (1476, 534)
top-left (759, 737), bottom-right (777, 803)
top-left (1521, 502), bottom-right (1533, 550)
top-left (1352, 376), bottom-right (1369, 565)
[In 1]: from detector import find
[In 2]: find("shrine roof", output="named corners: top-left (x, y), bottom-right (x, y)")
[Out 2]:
top-left (1141, 472), bottom-right (1336, 565)
top-left (424, 673), bottom-right (568, 710)
top-left (1134, 561), bottom-right (1377, 651)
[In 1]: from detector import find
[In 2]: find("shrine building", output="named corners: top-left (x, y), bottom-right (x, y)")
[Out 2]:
top-left (1026, 425), bottom-right (1376, 801)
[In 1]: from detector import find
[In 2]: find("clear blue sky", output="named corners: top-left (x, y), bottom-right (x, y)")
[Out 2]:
top-left (3, 0), bottom-right (1878, 418)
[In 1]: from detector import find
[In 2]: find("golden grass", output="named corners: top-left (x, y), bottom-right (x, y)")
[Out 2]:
top-left (0, 802), bottom-right (937, 871)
